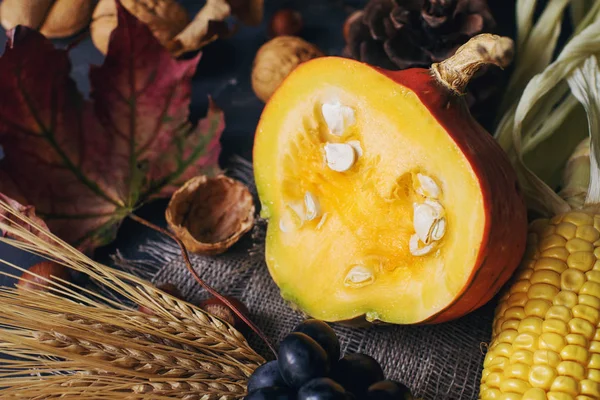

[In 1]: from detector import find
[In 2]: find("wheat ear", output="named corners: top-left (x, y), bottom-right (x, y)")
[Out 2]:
top-left (0, 200), bottom-right (265, 399)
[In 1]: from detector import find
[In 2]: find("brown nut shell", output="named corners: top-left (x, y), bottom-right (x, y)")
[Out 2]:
top-left (165, 175), bottom-right (255, 255)
top-left (0, 0), bottom-right (93, 39)
top-left (198, 295), bottom-right (250, 332)
top-left (91, 0), bottom-right (190, 55)
top-left (251, 36), bottom-right (324, 102)
top-left (18, 261), bottom-right (71, 292)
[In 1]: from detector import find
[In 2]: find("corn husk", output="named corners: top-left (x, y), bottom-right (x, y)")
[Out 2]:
top-left (0, 200), bottom-right (265, 399)
top-left (493, 0), bottom-right (600, 216)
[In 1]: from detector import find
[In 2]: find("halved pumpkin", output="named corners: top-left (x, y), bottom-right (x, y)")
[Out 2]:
top-left (253, 35), bottom-right (528, 324)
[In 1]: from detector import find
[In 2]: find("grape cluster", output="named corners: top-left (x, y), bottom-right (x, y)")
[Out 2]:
top-left (245, 319), bottom-right (415, 399)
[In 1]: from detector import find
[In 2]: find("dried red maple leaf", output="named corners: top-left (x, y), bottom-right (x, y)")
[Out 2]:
top-left (0, 3), bottom-right (223, 251)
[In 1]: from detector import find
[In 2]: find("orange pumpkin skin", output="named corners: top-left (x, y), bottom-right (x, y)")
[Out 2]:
top-left (381, 67), bottom-right (528, 323)
top-left (253, 54), bottom-right (527, 325)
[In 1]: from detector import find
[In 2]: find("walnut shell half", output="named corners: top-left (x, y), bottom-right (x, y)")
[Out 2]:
top-left (165, 175), bottom-right (255, 255)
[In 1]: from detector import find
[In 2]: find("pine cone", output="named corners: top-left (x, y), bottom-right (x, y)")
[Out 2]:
top-left (344, 0), bottom-right (503, 128)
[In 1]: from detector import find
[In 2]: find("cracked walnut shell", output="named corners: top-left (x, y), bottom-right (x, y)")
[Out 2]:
top-left (166, 175), bottom-right (255, 255)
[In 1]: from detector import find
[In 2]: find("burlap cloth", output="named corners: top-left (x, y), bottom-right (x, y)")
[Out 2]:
top-left (122, 159), bottom-right (495, 400)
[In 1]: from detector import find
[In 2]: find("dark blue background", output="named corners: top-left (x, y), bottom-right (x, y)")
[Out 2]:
top-left (0, 0), bottom-right (516, 285)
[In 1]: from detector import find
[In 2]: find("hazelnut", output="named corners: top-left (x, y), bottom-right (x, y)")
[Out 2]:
top-left (138, 283), bottom-right (183, 315)
top-left (343, 10), bottom-right (363, 44)
top-left (251, 36), bottom-right (324, 102)
top-left (269, 9), bottom-right (303, 38)
top-left (199, 295), bottom-right (249, 332)
top-left (18, 261), bottom-right (71, 292)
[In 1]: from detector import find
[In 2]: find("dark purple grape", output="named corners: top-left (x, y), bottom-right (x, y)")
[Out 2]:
top-left (244, 386), bottom-right (294, 399)
top-left (367, 380), bottom-right (413, 399)
top-left (297, 378), bottom-right (347, 400)
top-left (293, 320), bottom-right (341, 365)
top-left (278, 332), bottom-right (330, 388)
top-left (248, 361), bottom-right (287, 392)
top-left (331, 353), bottom-right (384, 397)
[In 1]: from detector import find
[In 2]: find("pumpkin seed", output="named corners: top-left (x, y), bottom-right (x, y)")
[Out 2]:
top-left (324, 143), bottom-right (356, 172)
top-left (344, 265), bottom-right (374, 287)
top-left (321, 101), bottom-right (355, 136)
top-left (415, 173), bottom-right (441, 198)
top-left (409, 233), bottom-right (434, 256)
top-left (304, 191), bottom-right (320, 221)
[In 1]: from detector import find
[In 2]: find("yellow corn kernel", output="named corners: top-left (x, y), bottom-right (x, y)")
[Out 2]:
top-left (575, 396), bottom-right (596, 400)
top-left (557, 361), bottom-right (586, 380)
top-left (497, 329), bottom-right (519, 344)
top-left (576, 225), bottom-right (599, 242)
top-left (508, 292), bottom-right (530, 307)
top-left (565, 334), bottom-right (588, 347)
top-left (542, 248), bottom-right (571, 261)
top-left (529, 364), bottom-right (558, 389)
top-left (518, 317), bottom-right (543, 334)
top-left (557, 222), bottom-right (577, 240)
top-left (533, 350), bottom-right (562, 367)
top-left (543, 319), bottom-right (569, 336)
top-left (594, 215), bottom-right (600, 230)
top-left (481, 388), bottom-right (501, 399)
top-left (594, 330), bottom-right (600, 341)
top-left (563, 212), bottom-right (593, 226)
top-left (510, 350), bottom-right (533, 365)
top-left (546, 305), bottom-right (573, 322)
top-left (580, 379), bottom-right (600, 397)
top-left (547, 392), bottom-right (575, 400)
top-left (529, 283), bottom-right (560, 301)
top-left (541, 235), bottom-right (568, 251)
top-left (518, 268), bottom-right (534, 280)
top-left (568, 318), bottom-right (595, 340)
top-left (550, 376), bottom-right (579, 396)
top-left (580, 281), bottom-right (600, 296)
top-left (560, 344), bottom-right (589, 364)
top-left (485, 372), bottom-right (502, 388)
top-left (585, 270), bottom-right (600, 283)
top-left (578, 294), bottom-right (600, 309)
top-left (566, 238), bottom-right (594, 253)
top-left (594, 248), bottom-right (600, 262)
top-left (499, 378), bottom-right (531, 394)
top-left (561, 270), bottom-right (586, 292)
top-left (588, 354), bottom-right (600, 369)
top-left (531, 270), bottom-right (562, 287)
top-left (505, 307), bottom-right (526, 320)
top-left (514, 333), bottom-right (538, 351)
top-left (539, 332), bottom-right (567, 352)
top-left (486, 355), bottom-right (509, 372)
top-left (554, 291), bottom-right (579, 308)
top-left (573, 304), bottom-right (600, 325)
top-left (502, 319), bottom-right (521, 332)
top-left (568, 251), bottom-right (595, 272)
top-left (587, 369), bottom-right (600, 381)
top-left (523, 388), bottom-right (548, 400)
top-left (511, 279), bottom-right (531, 293)
top-left (589, 341), bottom-right (600, 353)
top-left (499, 393), bottom-right (523, 400)
top-left (525, 299), bottom-right (552, 318)
top-left (505, 363), bottom-right (530, 380)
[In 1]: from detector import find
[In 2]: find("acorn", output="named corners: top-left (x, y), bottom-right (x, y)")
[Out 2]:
top-left (18, 261), bottom-right (71, 292)
top-left (198, 295), bottom-right (250, 332)
top-left (268, 9), bottom-right (303, 38)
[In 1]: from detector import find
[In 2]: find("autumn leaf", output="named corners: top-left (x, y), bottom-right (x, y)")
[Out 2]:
top-left (0, 3), bottom-right (223, 251)
top-left (0, 193), bottom-right (52, 244)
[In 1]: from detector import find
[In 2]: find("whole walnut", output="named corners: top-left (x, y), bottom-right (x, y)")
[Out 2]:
top-left (0, 0), bottom-right (94, 38)
top-left (252, 36), bottom-right (324, 102)
top-left (91, 0), bottom-right (190, 55)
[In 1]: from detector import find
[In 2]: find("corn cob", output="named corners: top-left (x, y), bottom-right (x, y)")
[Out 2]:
top-left (480, 211), bottom-right (600, 400)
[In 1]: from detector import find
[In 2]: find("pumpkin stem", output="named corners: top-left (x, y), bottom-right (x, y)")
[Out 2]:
top-left (431, 33), bottom-right (514, 95)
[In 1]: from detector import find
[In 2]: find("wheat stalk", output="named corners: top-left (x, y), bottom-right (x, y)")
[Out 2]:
top-left (0, 200), bottom-right (265, 398)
